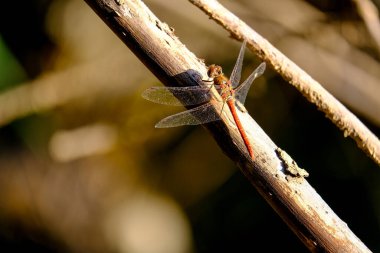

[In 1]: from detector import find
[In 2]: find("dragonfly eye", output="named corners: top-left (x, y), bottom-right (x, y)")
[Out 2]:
top-left (207, 65), bottom-right (223, 78)
top-left (207, 64), bottom-right (216, 77)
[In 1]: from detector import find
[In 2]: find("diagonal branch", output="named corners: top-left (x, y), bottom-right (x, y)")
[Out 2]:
top-left (189, 0), bottom-right (380, 167)
top-left (84, 0), bottom-right (371, 252)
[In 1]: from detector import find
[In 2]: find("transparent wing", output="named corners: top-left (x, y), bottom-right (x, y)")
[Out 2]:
top-left (155, 103), bottom-right (221, 128)
top-left (234, 62), bottom-right (266, 105)
top-left (142, 86), bottom-right (212, 106)
top-left (230, 40), bottom-right (246, 88)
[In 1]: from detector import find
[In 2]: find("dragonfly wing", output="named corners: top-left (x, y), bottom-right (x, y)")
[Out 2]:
top-left (155, 103), bottom-right (221, 128)
top-left (234, 62), bottom-right (266, 105)
top-left (230, 40), bottom-right (246, 89)
top-left (142, 86), bottom-right (212, 106)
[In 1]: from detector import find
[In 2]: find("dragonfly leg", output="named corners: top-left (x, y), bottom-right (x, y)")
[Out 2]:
top-left (220, 101), bottom-right (227, 115)
top-left (201, 80), bottom-right (224, 102)
top-left (201, 79), bottom-right (215, 90)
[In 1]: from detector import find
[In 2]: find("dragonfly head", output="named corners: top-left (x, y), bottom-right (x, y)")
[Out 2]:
top-left (207, 64), bottom-right (223, 78)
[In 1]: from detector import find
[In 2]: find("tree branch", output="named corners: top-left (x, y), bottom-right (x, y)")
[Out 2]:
top-left (84, 0), bottom-right (372, 252)
top-left (189, 0), bottom-right (380, 168)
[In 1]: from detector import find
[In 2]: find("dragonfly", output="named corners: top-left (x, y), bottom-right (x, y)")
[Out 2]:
top-left (142, 40), bottom-right (266, 158)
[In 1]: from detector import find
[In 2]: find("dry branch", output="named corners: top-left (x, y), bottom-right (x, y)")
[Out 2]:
top-left (189, 0), bottom-right (380, 167)
top-left (84, 0), bottom-right (372, 252)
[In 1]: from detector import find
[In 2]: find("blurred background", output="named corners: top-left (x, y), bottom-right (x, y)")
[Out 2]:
top-left (0, 0), bottom-right (379, 252)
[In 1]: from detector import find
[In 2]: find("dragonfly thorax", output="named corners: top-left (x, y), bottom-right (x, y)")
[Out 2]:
top-left (207, 64), bottom-right (234, 101)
